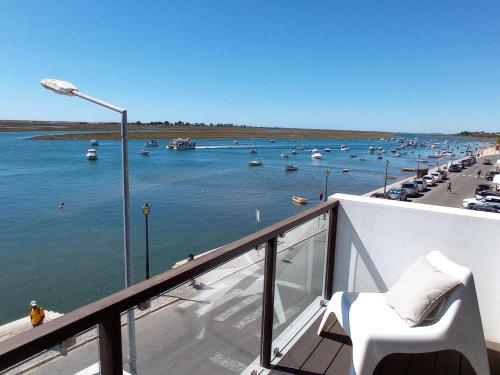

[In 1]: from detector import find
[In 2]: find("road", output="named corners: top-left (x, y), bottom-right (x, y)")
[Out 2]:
top-left (21, 220), bottom-right (328, 375)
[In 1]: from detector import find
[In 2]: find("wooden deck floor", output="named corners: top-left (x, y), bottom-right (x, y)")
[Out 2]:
top-left (269, 314), bottom-right (499, 375)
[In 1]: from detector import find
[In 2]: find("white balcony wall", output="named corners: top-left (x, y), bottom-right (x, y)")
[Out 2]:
top-left (331, 193), bottom-right (500, 343)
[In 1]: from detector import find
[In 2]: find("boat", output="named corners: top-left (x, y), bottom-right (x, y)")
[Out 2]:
top-left (397, 137), bottom-right (405, 143)
top-left (341, 168), bottom-right (350, 172)
top-left (350, 153), bottom-right (357, 158)
top-left (281, 152), bottom-right (289, 158)
top-left (292, 196), bottom-right (308, 204)
top-left (285, 165), bottom-right (298, 172)
top-left (144, 140), bottom-right (160, 147)
top-left (416, 159), bottom-right (428, 163)
top-left (369, 146), bottom-right (375, 153)
top-left (428, 153), bottom-right (444, 159)
top-left (401, 167), bottom-right (416, 172)
top-left (324, 147), bottom-right (331, 152)
top-left (377, 155), bottom-right (383, 160)
top-left (291, 149), bottom-right (298, 155)
top-left (250, 147), bottom-right (257, 154)
top-left (359, 158), bottom-right (366, 161)
top-left (139, 149), bottom-right (151, 156)
top-left (340, 145), bottom-right (350, 151)
top-left (167, 138), bottom-right (196, 150)
top-left (378, 146), bottom-right (383, 151)
top-left (90, 139), bottom-right (99, 146)
top-left (269, 139), bottom-right (275, 143)
top-left (86, 148), bottom-right (97, 160)
top-left (248, 160), bottom-right (262, 167)
top-left (311, 151), bottom-right (322, 159)
top-left (233, 140), bottom-right (239, 144)
top-left (392, 153), bottom-right (402, 157)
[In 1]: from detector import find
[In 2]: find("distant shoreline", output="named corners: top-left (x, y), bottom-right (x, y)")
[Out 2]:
top-left (0, 120), bottom-right (393, 140)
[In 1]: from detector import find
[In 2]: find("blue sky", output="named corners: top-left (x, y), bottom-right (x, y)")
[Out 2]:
top-left (1, 1), bottom-right (499, 133)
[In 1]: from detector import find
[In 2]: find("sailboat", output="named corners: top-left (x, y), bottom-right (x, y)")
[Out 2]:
top-left (249, 138), bottom-right (257, 154)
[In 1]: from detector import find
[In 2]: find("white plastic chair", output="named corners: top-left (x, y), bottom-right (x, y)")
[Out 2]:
top-left (317, 251), bottom-right (490, 375)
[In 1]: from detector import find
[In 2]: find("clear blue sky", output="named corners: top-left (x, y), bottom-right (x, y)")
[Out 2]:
top-left (1, 1), bottom-right (499, 133)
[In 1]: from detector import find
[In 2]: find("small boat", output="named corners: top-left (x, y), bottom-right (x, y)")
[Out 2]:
top-left (340, 145), bottom-right (350, 151)
top-left (392, 153), bottom-right (402, 157)
top-left (324, 147), bottom-right (331, 152)
top-left (167, 138), bottom-right (196, 150)
top-left (401, 167), bottom-right (416, 172)
top-left (250, 147), bottom-right (257, 154)
top-left (233, 140), bottom-right (239, 144)
top-left (144, 140), bottom-right (159, 147)
top-left (341, 168), bottom-right (350, 172)
top-left (139, 149), bottom-right (151, 156)
top-left (281, 152), bottom-right (289, 158)
top-left (269, 139), bottom-right (275, 143)
top-left (291, 149), bottom-right (298, 155)
top-left (311, 151), bottom-right (322, 159)
top-left (378, 146), bottom-right (383, 150)
top-left (377, 155), bottom-right (383, 160)
top-left (292, 196), bottom-right (308, 204)
top-left (248, 160), bottom-right (262, 167)
top-left (86, 148), bottom-right (97, 160)
top-left (350, 154), bottom-right (357, 158)
top-left (90, 139), bottom-right (99, 146)
top-left (369, 146), bottom-right (375, 153)
top-left (285, 165), bottom-right (298, 172)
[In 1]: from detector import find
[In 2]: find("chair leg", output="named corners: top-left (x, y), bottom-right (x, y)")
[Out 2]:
top-left (460, 348), bottom-right (490, 375)
top-left (317, 307), bottom-right (336, 335)
top-left (351, 344), bottom-right (380, 375)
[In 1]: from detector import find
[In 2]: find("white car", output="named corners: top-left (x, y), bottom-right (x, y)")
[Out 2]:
top-left (422, 175), bottom-right (436, 187)
top-left (462, 196), bottom-right (500, 209)
top-left (430, 172), bottom-right (443, 183)
top-left (414, 179), bottom-right (427, 192)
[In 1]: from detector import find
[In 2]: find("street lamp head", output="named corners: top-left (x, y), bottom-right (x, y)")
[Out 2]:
top-left (40, 78), bottom-right (78, 96)
top-left (142, 203), bottom-right (151, 216)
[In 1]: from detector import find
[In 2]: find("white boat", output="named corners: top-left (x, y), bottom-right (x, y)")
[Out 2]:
top-left (369, 146), bottom-right (375, 153)
top-left (291, 149), bottom-right (298, 155)
top-left (86, 148), bottom-right (97, 160)
top-left (292, 196), bottom-right (307, 204)
top-left (250, 147), bottom-right (257, 154)
top-left (167, 138), bottom-right (196, 150)
top-left (340, 145), bottom-right (350, 151)
top-left (144, 140), bottom-right (160, 147)
top-left (341, 168), bottom-right (350, 172)
top-left (233, 140), bottom-right (239, 144)
top-left (90, 139), bottom-right (99, 146)
top-left (281, 152), bottom-right (289, 158)
top-left (311, 151), bottom-right (322, 159)
top-left (378, 146), bottom-right (383, 150)
top-left (285, 165), bottom-right (298, 172)
top-left (269, 139), bottom-right (275, 143)
top-left (392, 153), bottom-right (402, 157)
top-left (428, 153), bottom-right (444, 159)
top-left (139, 149), bottom-right (151, 156)
top-left (248, 160), bottom-right (262, 166)
top-left (324, 147), bottom-right (331, 152)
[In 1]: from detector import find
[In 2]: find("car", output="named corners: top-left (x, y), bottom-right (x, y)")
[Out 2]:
top-left (475, 190), bottom-right (500, 199)
top-left (401, 181), bottom-right (418, 197)
top-left (414, 178), bottom-right (427, 192)
top-left (430, 172), bottom-right (443, 183)
top-left (475, 183), bottom-right (492, 194)
top-left (449, 164), bottom-right (461, 172)
top-left (485, 171), bottom-right (499, 181)
top-left (459, 160), bottom-right (468, 169)
top-left (422, 175), bottom-right (436, 187)
top-left (386, 188), bottom-right (407, 201)
top-left (436, 169), bottom-right (448, 179)
top-left (483, 159), bottom-right (493, 165)
top-left (469, 203), bottom-right (500, 213)
top-left (463, 196), bottom-right (500, 209)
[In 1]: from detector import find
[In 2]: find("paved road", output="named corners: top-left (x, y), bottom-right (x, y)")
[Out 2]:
top-left (23, 222), bottom-right (327, 375)
top-left (409, 154), bottom-right (498, 208)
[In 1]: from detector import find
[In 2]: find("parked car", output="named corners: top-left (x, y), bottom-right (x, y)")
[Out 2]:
top-left (485, 171), bottom-right (500, 181)
top-left (475, 184), bottom-right (492, 194)
top-left (436, 169), bottom-right (448, 179)
top-left (386, 188), bottom-right (407, 201)
top-left (483, 159), bottom-right (493, 165)
top-left (449, 164), bottom-right (461, 172)
top-left (469, 203), bottom-right (500, 213)
top-left (475, 190), bottom-right (500, 199)
top-left (463, 196), bottom-right (500, 209)
top-left (470, 155), bottom-right (477, 163)
top-left (401, 181), bottom-right (418, 197)
top-left (422, 175), bottom-right (436, 187)
top-left (414, 178), bottom-right (427, 192)
top-left (430, 172), bottom-right (443, 183)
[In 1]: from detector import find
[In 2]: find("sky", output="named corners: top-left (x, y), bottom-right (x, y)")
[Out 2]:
top-left (1, 1), bottom-right (499, 133)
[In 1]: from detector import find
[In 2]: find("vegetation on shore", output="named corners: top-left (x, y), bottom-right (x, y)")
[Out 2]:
top-left (457, 131), bottom-right (499, 140)
top-left (0, 120), bottom-right (393, 140)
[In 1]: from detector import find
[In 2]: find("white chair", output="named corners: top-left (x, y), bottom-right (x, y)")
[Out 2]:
top-left (317, 251), bottom-right (490, 375)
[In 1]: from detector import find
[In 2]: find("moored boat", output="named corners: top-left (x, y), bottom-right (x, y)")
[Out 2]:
top-left (167, 138), bottom-right (196, 150)
top-left (311, 151), bottom-right (322, 159)
top-left (86, 148), bottom-right (97, 160)
top-left (285, 165), bottom-right (298, 172)
top-left (144, 140), bottom-right (159, 147)
top-left (341, 168), bottom-right (350, 172)
top-left (281, 152), bottom-right (289, 158)
top-left (324, 147), bottom-right (331, 152)
top-left (139, 149), bottom-right (151, 156)
top-left (248, 160), bottom-right (262, 167)
top-left (90, 139), bottom-right (99, 146)
top-left (340, 145), bottom-right (350, 151)
top-left (292, 196), bottom-right (307, 204)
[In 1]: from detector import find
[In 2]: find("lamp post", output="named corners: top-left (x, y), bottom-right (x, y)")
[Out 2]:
top-left (324, 169), bottom-right (331, 202)
top-left (142, 203), bottom-right (151, 279)
top-left (40, 78), bottom-right (137, 374)
top-left (417, 153), bottom-right (421, 177)
top-left (384, 159), bottom-right (389, 194)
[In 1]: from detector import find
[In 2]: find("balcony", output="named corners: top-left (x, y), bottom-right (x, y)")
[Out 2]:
top-left (0, 194), bottom-right (498, 374)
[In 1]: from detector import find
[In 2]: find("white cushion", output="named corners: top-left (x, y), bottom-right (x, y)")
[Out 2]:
top-left (384, 256), bottom-right (461, 327)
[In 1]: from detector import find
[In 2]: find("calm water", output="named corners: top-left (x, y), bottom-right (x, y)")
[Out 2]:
top-left (0, 132), bottom-right (487, 323)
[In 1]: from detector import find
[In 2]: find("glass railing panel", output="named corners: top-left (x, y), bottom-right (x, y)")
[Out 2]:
top-left (126, 248), bottom-right (266, 375)
top-left (272, 212), bottom-right (328, 346)
top-left (1, 325), bottom-right (99, 375)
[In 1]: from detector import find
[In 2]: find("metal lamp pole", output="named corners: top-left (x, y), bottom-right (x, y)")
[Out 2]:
top-left (142, 203), bottom-right (151, 279)
top-left (324, 169), bottom-right (331, 202)
top-left (417, 153), bottom-right (421, 176)
top-left (384, 159), bottom-right (389, 194)
top-left (40, 79), bottom-right (137, 374)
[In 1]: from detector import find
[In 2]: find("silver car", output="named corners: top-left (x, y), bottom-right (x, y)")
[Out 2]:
top-left (414, 179), bottom-right (427, 192)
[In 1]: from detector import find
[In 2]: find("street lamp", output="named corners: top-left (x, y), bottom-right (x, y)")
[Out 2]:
top-left (40, 78), bottom-right (137, 373)
top-left (417, 153), bottom-right (421, 176)
top-left (384, 160), bottom-right (389, 194)
top-left (324, 169), bottom-right (331, 202)
top-left (142, 203), bottom-right (151, 279)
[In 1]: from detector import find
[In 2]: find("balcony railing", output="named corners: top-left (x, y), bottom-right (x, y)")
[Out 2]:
top-left (0, 199), bottom-right (339, 374)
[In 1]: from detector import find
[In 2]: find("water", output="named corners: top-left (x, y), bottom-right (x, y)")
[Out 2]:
top-left (0, 132), bottom-right (488, 324)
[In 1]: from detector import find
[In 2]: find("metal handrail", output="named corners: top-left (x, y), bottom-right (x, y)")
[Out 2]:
top-left (0, 199), bottom-right (338, 372)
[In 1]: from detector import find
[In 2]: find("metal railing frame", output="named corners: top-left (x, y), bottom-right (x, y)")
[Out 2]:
top-left (0, 199), bottom-right (339, 374)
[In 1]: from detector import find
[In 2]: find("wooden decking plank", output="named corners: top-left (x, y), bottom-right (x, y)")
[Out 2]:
top-left (301, 321), bottom-right (345, 373)
top-left (433, 350), bottom-right (461, 375)
top-left (407, 352), bottom-right (437, 375)
top-left (272, 317), bottom-right (325, 371)
top-left (378, 354), bottom-right (411, 375)
top-left (324, 342), bottom-right (352, 375)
